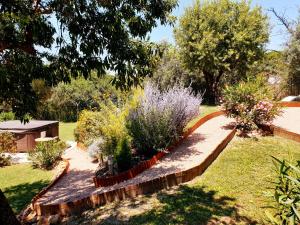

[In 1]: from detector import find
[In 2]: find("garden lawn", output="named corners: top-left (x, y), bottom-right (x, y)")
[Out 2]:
top-left (0, 164), bottom-right (53, 212)
top-left (185, 105), bottom-right (219, 130)
top-left (63, 136), bottom-right (300, 225)
top-left (59, 122), bottom-right (77, 142)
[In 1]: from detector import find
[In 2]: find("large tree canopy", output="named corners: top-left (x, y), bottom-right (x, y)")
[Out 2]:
top-left (0, 0), bottom-right (177, 120)
top-left (175, 0), bottom-right (269, 104)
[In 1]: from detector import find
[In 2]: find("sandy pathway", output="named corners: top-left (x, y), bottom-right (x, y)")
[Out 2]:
top-left (273, 107), bottom-right (300, 134)
top-left (36, 115), bottom-right (234, 206)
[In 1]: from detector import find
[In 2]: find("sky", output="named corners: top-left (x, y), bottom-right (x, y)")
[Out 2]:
top-left (149, 0), bottom-right (300, 51)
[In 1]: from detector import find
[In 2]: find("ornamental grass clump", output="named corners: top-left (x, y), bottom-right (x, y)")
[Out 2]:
top-left (222, 75), bottom-right (281, 132)
top-left (127, 83), bottom-right (202, 157)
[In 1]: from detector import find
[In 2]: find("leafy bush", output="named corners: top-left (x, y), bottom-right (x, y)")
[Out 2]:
top-left (0, 154), bottom-right (11, 167)
top-left (114, 137), bottom-right (132, 172)
top-left (127, 83), bottom-right (202, 157)
top-left (222, 76), bottom-right (281, 132)
top-left (46, 75), bottom-right (130, 122)
top-left (75, 101), bottom-right (129, 156)
top-left (0, 132), bottom-right (17, 153)
top-left (266, 157), bottom-right (300, 224)
top-left (29, 140), bottom-right (67, 169)
top-left (0, 112), bottom-right (15, 122)
top-left (74, 110), bottom-right (103, 146)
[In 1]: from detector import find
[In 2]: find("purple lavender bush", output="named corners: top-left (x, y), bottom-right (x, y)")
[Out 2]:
top-left (127, 83), bottom-right (202, 157)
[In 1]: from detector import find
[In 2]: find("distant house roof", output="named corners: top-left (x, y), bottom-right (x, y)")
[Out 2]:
top-left (0, 120), bottom-right (58, 131)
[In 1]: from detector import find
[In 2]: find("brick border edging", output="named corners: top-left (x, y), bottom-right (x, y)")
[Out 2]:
top-left (279, 101), bottom-right (300, 107)
top-left (33, 112), bottom-right (236, 216)
top-left (19, 159), bottom-right (70, 222)
top-left (91, 111), bottom-right (225, 187)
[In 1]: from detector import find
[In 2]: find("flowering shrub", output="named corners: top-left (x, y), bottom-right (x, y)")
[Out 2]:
top-left (222, 76), bottom-right (281, 132)
top-left (127, 83), bottom-right (202, 157)
top-left (29, 140), bottom-right (67, 169)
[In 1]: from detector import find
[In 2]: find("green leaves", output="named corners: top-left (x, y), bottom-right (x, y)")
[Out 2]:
top-left (267, 157), bottom-right (300, 224)
top-left (175, 0), bottom-right (269, 103)
top-left (1, 0), bottom-right (178, 119)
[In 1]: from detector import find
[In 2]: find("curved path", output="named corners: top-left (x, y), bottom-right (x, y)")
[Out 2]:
top-left (273, 107), bottom-right (300, 134)
top-left (35, 115), bottom-right (235, 215)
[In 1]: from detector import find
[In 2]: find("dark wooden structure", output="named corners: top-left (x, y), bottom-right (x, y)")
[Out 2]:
top-left (0, 120), bottom-right (59, 152)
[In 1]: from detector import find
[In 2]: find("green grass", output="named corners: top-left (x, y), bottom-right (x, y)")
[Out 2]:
top-left (59, 122), bottom-right (77, 142)
top-left (64, 136), bottom-right (300, 225)
top-left (0, 164), bottom-right (53, 212)
top-left (185, 105), bottom-right (219, 130)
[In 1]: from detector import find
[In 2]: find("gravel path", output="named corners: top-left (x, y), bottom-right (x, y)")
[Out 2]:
top-left (37, 115), bottom-right (234, 206)
top-left (273, 107), bottom-right (300, 134)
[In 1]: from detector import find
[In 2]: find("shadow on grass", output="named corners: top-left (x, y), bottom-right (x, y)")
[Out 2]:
top-left (3, 180), bottom-right (49, 213)
top-left (100, 186), bottom-right (257, 225)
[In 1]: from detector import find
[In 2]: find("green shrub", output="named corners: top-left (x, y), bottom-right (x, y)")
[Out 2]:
top-left (0, 154), bottom-right (11, 167)
top-left (74, 110), bottom-right (103, 146)
top-left (0, 112), bottom-right (15, 122)
top-left (0, 132), bottom-right (17, 153)
top-left (222, 76), bottom-right (281, 132)
top-left (266, 157), bottom-right (300, 224)
top-left (114, 137), bottom-right (132, 172)
top-left (127, 83), bottom-right (202, 157)
top-left (29, 140), bottom-right (67, 169)
top-left (74, 101), bottom-right (129, 156)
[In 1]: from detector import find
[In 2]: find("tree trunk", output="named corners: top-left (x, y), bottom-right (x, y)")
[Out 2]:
top-left (0, 189), bottom-right (21, 225)
top-left (203, 70), bottom-right (222, 105)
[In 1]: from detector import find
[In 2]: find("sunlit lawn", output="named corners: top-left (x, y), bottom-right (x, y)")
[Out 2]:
top-left (0, 164), bottom-right (53, 212)
top-left (59, 122), bottom-right (77, 142)
top-left (63, 136), bottom-right (300, 225)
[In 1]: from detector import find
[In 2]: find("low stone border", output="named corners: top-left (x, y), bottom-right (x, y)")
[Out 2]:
top-left (93, 111), bottom-right (226, 187)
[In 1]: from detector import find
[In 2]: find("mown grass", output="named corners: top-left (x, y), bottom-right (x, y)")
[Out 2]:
top-left (185, 105), bottom-right (219, 130)
top-left (0, 164), bottom-right (53, 212)
top-left (63, 136), bottom-right (300, 225)
top-left (59, 122), bottom-right (77, 142)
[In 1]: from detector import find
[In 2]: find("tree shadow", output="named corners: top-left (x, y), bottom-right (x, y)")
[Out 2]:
top-left (3, 180), bottom-right (50, 213)
top-left (98, 185), bottom-right (257, 225)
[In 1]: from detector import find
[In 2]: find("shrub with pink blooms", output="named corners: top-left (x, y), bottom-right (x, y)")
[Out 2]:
top-left (222, 76), bottom-right (281, 132)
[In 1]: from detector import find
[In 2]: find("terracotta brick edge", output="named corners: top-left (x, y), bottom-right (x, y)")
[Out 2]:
top-left (19, 160), bottom-right (69, 221)
top-left (93, 111), bottom-right (226, 187)
top-left (33, 112), bottom-right (237, 216)
top-left (279, 101), bottom-right (300, 107)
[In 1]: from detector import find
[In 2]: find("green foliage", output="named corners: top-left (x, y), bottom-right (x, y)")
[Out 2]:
top-left (1, 0), bottom-right (177, 119)
top-left (151, 43), bottom-right (204, 92)
top-left (266, 157), bottom-right (300, 225)
top-left (114, 137), bottom-right (132, 172)
top-left (175, 0), bottom-right (269, 104)
top-left (0, 112), bottom-right (15, 122)
top-left (74, 101), bottom-right (129, 154)
top-left (0, 132), bottom-right (17, 153)
top-left (222, 76), bottom-right (281, 132)
top-left (29, 140), bottom-right (67, 169)
top-left (0, 154), bottom-right (11, 167)
top-left (46, 75), bottom-right (129, 121)
top-left (74, 110), bottom-right (103, 146)
top-left (286, 23), bottom-right (300, 95)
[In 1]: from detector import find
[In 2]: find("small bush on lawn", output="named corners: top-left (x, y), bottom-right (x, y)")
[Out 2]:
top-left (0, 154), bottom-right (11, 167)
top-left (127, 83), bottom-right (202, 157)
top-left (0, 132), bottom-right (17, 153)
top-left (266, 157), bottom-right (300, 224)
top-left (29, 140), bottom-right (67, 169)
top-left (222, 76), bottom-right (281, 132)
top-left (114, 137), bottom-right (132, 172)
top-left (0, 111), bottom-right (15, 122)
